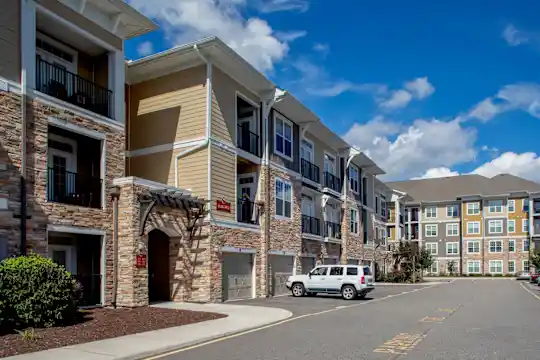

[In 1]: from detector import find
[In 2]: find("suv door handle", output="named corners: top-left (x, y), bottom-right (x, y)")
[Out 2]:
top-left (337, 278), bottom-right (343, 280)
top-left (320, 277), bottom-right (326, 280)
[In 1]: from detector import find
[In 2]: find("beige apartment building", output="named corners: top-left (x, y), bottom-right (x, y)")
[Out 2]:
top-left (0, 0), bottom-right (390, 307)
top-left (386, 174), bottom-right (540, 276)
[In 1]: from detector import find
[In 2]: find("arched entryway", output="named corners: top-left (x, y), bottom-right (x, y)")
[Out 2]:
top-left (148, 229), bottom-right (170, 302)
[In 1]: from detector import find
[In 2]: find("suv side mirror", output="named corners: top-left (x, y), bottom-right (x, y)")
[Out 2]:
top-left (308, 272), bottom-right (312, 278)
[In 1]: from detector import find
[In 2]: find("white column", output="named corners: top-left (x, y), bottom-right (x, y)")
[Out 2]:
top-left (109, 50), bottom-right (125, 122)
top-left (407, 208), bottom-right (412, 240)
top-left (21, 0), bottom-right (36, 89)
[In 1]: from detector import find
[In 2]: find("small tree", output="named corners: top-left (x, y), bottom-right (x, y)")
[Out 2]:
top-left (447, 260), bottom-right (457, 276)
top-left (530, 249), bottom-right (540, 271)
top-left (417, 247), bottom-right (434, 273)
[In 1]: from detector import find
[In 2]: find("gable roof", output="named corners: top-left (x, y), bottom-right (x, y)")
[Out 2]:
top-left (386, 174), bottom-right (540, 203)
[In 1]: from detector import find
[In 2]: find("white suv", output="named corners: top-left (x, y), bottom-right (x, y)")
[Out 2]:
top-left (286, 265), bottom-right (375, 300)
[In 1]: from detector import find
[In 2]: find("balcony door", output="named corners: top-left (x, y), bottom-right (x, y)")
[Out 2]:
top-left (301, 194), bottom-right (315, 217)
top-left (238, 173), bottom-right (256, 223)
top-left (324, 153), bottom-right (335, 175)
top-left (301, 140), bottom-right (314, 162)
top-left (48, 135), bottom-right (77, 203)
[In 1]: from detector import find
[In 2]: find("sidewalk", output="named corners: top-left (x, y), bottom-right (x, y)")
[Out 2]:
top-left (4, 303), bottom-right (292, 360)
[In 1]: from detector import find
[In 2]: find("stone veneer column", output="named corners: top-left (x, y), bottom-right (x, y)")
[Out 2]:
top-left (340, 200), bottom-right (350, 264)
top-left (258, 164), bottom-right (270, 297)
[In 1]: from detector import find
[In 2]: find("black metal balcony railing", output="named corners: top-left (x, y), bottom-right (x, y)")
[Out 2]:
top-left (533, 203), bottom-right (540, 214)
top-left (324, 221), bottom-right (341, 239)
top-left (237, 124), bottom-right (260, 157)
top-left (237, 198), bottom-right (258, 224)
top-left (47, 168), bottom-right (102, 209)
top-left (323, 171), bottom-right (341, 193)
top-left (302, 215), bottom-right (321, 235)
top-left (301, 159), bottom-right (320, 183)
top-left (36, 57), bottom-right (113, 118)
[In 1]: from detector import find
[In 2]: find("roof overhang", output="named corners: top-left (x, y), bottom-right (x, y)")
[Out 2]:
top-left (457, 194), bottom-right (483, 201)
top-left (303, 120), bottom-right (349, 151)
top-left (350, 152), bottom-right (385, 175)
top-left (57, 0), bottom-right (157, 39)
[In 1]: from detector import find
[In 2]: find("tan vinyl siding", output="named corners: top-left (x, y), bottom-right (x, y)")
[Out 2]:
top-left (77, 52), bottom-right (109, 89)
top-left (211, 67), bottom-right (259, 144)
top-left (177, 146), bottom-right (208, 198)
top-left (211, 145), bottom-right (236, 221)
top-left (128, 151), bottom-right (176, 185)
top-left (129, 66), bottom-right (207, 150)
top-left (0, 0), bottom-right (20, 83)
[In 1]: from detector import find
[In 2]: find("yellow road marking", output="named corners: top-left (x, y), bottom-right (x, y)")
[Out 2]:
top-left (438, 307), bottom-right (458, 313)
top-left (419, 316), bottom-right (446, 323)
top-left (373, 332), bottom-right (425, 354)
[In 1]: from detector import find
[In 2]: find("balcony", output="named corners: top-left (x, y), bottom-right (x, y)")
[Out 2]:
top-left (36, 57), bottom-right (113, 118)
top-left (47, 168), bottom-right (102, 208)
top-left (237, 198), bottom-right (258, 224)
top-left (533, 219), bottom-right (540, 236)
top-left (301, 159), bottom-right (320, 184)
top-left (237, 124), bottom-right (260, 157)
top-left (302, 215), bottom-right (321, 236)
top-left (533, 200), bottom-right (540, 215)
top-left (324, 221), bottom-right (342, 239)
top-left (323, 172), bottom-right (342, 193)
top-left (399, 214), bottom-right (404, 224)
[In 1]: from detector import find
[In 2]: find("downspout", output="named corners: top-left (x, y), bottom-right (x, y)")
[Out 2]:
top-left (20, 68), bottom-right (28, 256)
top-left (174, 45), bottom-right (212, 189)
top-left (111, 190), bottom-right (120, 308)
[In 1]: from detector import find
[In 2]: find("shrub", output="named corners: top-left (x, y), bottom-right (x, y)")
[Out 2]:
top-left (0, 254), bottom-right (80, 329)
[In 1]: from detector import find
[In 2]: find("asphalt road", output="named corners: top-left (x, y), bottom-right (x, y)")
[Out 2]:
top-left (152, 279), bottom-right (540, 360)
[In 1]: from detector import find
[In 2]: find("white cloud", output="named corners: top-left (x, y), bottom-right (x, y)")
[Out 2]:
top-left (377, 77), bottom-right (435, 110)
top-left (468, 83), bottom-right (540, 121)
top-left (405, 77), bottom-right (435, 99)
top-left (313, 42), bottom-right (329, 54)
top-left (127, 0), bottom-right (299, 72)
top-left (136, 41), bottom-right (154, 56)
top-left (412, 167), bottom-right (459, 180)
top-left (256, 0), bottom-right (309, 13)
top-left (472, 152), bottom-right (540, 182)
top-left (275, 30), bottom-right (307, 42)
top-left (343, 117), bottom-right (476, 180)
top-left (502, 24), bottom-right (529, 46)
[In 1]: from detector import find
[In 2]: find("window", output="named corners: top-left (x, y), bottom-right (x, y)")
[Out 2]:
top-left (425, 243), bottom-right (438, 255)
top-left (381, 201), bottom-right (386, 218)
top-left (274, 116), bottom-right (293, 160)
top-left (508, 220), bottom-right (515, 233)
top-left (489, 240), bottom-right (503, 253)
top-left (509, 239), bottom-right (516, 252)
top-left (446, 205), bottom-right (458, 217)
top-left (508, 260), bottom-right (516, 273)
top-left (467, 202), bottom-right (480, 215)
top-left (429, 261), bottom-right (438, 274)
top-left (446, 242), bottom-right (458, 255)
top-left (329, 266), bottom-right (343, 276)
top-left (275, 178), bottom-right (292, 218)
top-left (523, 219), bottom-right (529, 233)
top-left (523, 200), bottom-right (530, 213)
top-left (349, 165), bottom-right (359, 193)
top-left (425, 206), bottom-right (437, 218)
top-left (468, 260), bottom-right (481, 274)
top-left (346, 267), bottom-right (358, 276)
top-left (467, 241), bottom-right (480, 253)
top-left (350, 208), bottom-right (359, 234)
top-left (488, 200), bottom-right (503, 213)
top-left (300, 139), bottom-right (313, 162)
top-left (489, 260), bottom-right (503, 274)
top-left (467, 221), bottom-right (480, 234)
top-left (446, 223), bottom-right (459, 236)
top-left (523, 260), bottom-right (530, 272)
top-left (523, 239), bottom-right (530, 252)
top-left (425, 224), bottom-right (437, 237)
top-left (488, 220), bottom-right (503, 234)
top-left (310, 267), bottom-right (328, 276)
top-left (508, 200), bottom-right (515, 212)
top-left (363, 266), bottom-right (372, 276)
top-left (375, 196), bottom-right (379, 213)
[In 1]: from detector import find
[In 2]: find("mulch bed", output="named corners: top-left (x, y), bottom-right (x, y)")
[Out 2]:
top-left (0, 307), bottom-right (226, 357)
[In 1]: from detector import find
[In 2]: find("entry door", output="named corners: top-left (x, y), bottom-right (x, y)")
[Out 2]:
top-left (148, 231), bottom-right (170, 302)
top-left (49, 245), bottom-right (77, 273)
top-left (238, 174), bottom-right (256, 222)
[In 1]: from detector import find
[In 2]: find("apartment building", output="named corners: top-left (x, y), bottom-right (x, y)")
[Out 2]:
top-left (386, 174), bottom-right (540, 276)
top-left (125, 37), bottom-right (391, 302)
top-left (0, 0), bottom-right (156, 306)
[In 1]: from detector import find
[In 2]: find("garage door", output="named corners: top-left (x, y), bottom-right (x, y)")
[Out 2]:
top-left (222, 253), bottom-right (253, 301)
top-left (270, 255), bottom-right (294, 296)
top-left (347, 259), bottom-right (359, 265)
top-left (323, 257), bottom-right (338, 265)
top-left (301, 256), bottom-right (315, 274)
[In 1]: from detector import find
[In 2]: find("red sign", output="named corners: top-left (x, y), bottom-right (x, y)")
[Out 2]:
top-left (136, 254), bottom-right (147, 268)
top-left (216, 199), bottom-right (231, 212)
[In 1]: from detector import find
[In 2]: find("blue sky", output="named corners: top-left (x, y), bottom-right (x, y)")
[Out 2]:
top-left (125, 0), bottom-right (540, 181)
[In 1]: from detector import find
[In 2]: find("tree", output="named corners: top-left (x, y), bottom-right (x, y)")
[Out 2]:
top-left (447, 260), bottom-right (457, 276)
top-left (530, 249), bottom-right (540, 271)
top-left (417, 247), bottom-right (434, 273)
top-left (387, 241), bottom-right (433, 282)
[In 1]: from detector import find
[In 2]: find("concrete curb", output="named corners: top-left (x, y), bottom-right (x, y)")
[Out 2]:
top-left (375, 282), bottom-right (448, 286)
top-left (121, 310), bottom-right (294, 360)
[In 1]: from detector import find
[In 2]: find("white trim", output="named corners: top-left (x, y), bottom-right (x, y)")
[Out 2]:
top-left (488, 260), bottom-right (503, 274)
top-left (0, 77), bottom-right (21, 92)
top-left (273, 113), bottom-right (294, 162)
top-left (269, 161), bottom-right (302, 179)
top-left (522, 259), bottom-right (530, 272)
top-left (348, 164), bottom-right (360, 194)
top-left (487, 219), bottom-right (503, 234)
top-left (48, 117), bottom-right (106, 140)
top-left (126, 138), bottom-right (206, 158)
top-left (100, 234), bottom-right (106, 305)
top-left (446, 204), bottom-right (458, 218)
top-left (508, 239), bottom-right (516, 252)
top-left (420, 219), bottom-right (462, 224)
top-left (268, 249), bottom-right (296, 256)
top-left (48, 244), bottom-right (77, 273)
top-left (522, 239), bottom-right (530, 252)
top-left (466, 240), bottom-right (481, 254)
top-left (466, 221), bottom-right (481, 235)
top-left (425, 224), bottom-right (438, 237)
top-left (467, 260), bottom-right (481, 274)
top-left (431, 256), bottom-right (461, 261)
top-left (523, 218), bottom-right (530, 233)
top-left (36, 32), bottom-right (79, 73)
top-left (508, 199), bottom-right (515, 213)
top-left (220, 246), bottom-right (257, 254)
top-left (508, 260), bottom-right (516, 273)
top-left (484, 235), bottom-right (526, 240)
top-left (445, 223), bottom-right (459, 236)
top-left (508, 219), bottom-right (516, 233)
top-left (301, 233), bottom-right (324, 241)
top-left (212, 219), bottom-right (260, 233)
top-left (300, 136), bottom-right (315, 162)
top-left (113, 176), bottom-right (192, 194)
top-left (487, 199), bottom-right (504, 214)
top-left (488, 239), bottom-right (503, 253)
top-left (21, 0), bottom-right (36, 89)
top-left (446, 242), bottom-right (459, 255)
top-left (424, 205), bottom-right (437, 219)
top-left (47, 224), bottom-right (105, 236)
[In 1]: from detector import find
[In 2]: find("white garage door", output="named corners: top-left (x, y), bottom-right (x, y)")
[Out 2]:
top-left (301, 256), bottom-right (316, 274)
top-left (222, 253), bottom-right (253, 301)
top-left (270, 255), bottom-right (294, 296)
top-left (347, 259), bottom-right (359, 265)
top-left (323, 257), bottom-right (338, 265)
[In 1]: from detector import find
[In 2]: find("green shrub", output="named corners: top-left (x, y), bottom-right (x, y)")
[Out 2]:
top-left (0, 254), bottom-right (80, 329)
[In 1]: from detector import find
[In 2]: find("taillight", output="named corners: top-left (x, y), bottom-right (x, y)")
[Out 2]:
top-left (361, 276), bottom-right (365, 284)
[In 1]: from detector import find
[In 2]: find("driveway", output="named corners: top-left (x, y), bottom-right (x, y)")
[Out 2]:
top-left (149, 278), bottom-right (540, 360)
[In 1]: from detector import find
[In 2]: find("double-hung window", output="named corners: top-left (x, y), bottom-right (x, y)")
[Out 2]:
top-left (425, 224), bottom-right (437, 237)
top-left (523, 219), bottom-right (529, 233)
top-left (489, 260), bottom-right (503, 274)
top-left (523, 260), bottom-right (530, 272)
top-left (508, 220), bottom-right (515, 233)
top-left (425, 206), bottom-right (437, 218)
top-left (489, 240), bottom-right (502, 253)
top-left (446, 223), bottom-right (459, 236)
top-left (488, 200), bottom-right (503, 213)
top-left (523, 239), bottom-right (530, 252)
top-left (467, 221), bottom-right (480, 235)
top-left (425, 243), bottom-right (438, 255)
top-left (508, 260), bottom-right (516, 273)
top-left (350, 209), bottom-right (359, 234)
top-left (468, 260), bottom-right (481, 274)
top-left (446, 204), bottom-right (458, 217)
top-left (488, 220), bottom-right (503, 234)
top-left (523, 200), bottom-right (530, 213)
top-left (349, 165), bottom-right (359, 193)
top-left (275, 178), bottom-right (292, 218)
top-left (467, 241), bottom-right (480, 253)
top-left (467, 202), bottom-right (480, 215)
top-left (446, 242), bottom-right (458, 255)
top-left (509, 239), bottom-right (516, 252)
top-left (274, 116), bottom-right (293, 160)
top-left (508, 199), bottom-right (515, 212)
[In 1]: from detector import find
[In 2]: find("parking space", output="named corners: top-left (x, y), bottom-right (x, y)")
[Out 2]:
top-left (233, 283), bottom-right (432, 317)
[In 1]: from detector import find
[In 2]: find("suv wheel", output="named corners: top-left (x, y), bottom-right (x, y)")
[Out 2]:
top-left (341, 285), bottom-right (357, 300)
top-left (292, 283), bottom-right (305, 297)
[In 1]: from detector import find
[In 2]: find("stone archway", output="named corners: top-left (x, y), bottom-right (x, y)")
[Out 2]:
top-left (148, 229), bottom-right (170, 302)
